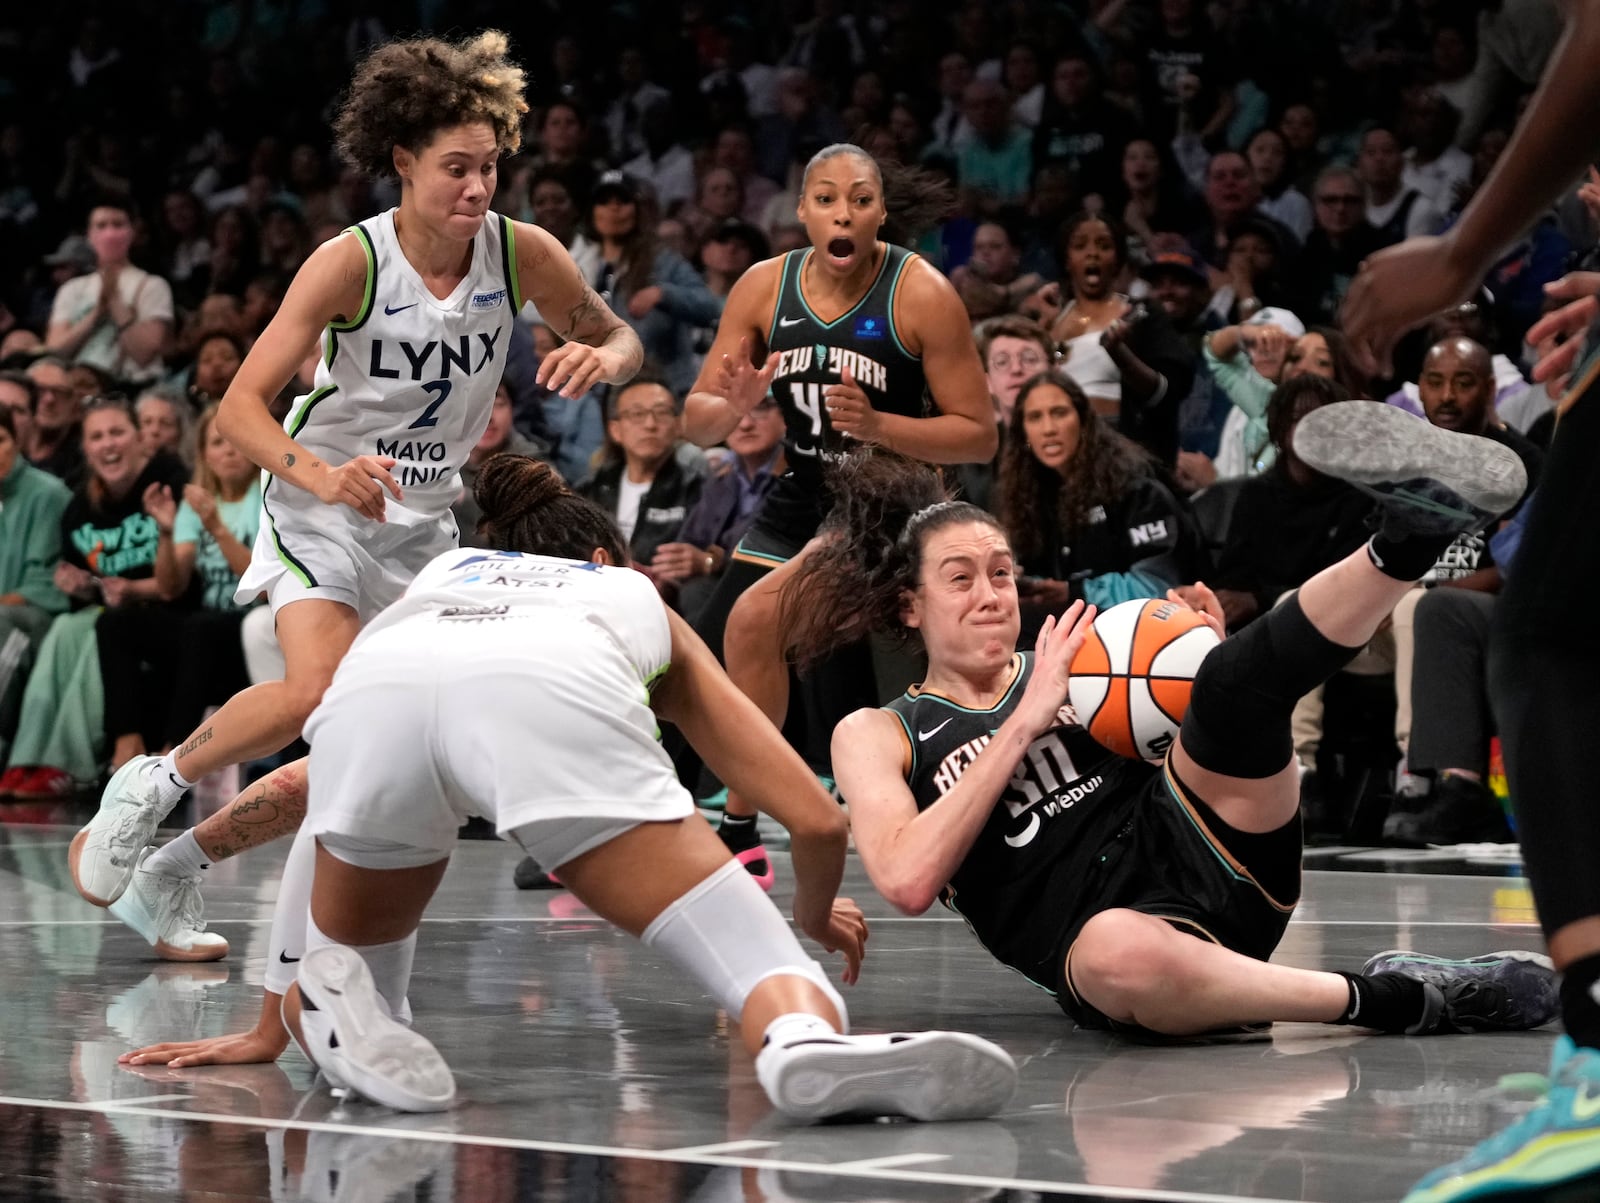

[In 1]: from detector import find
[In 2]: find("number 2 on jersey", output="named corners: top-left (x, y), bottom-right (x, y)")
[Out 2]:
top-left (409, 379), bottom-right (453, 430)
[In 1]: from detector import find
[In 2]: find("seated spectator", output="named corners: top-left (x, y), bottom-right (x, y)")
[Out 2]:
top-left (1396, 506), bottom-right (1536, 846)
top-left (1359, 125), bottom-right (1440, 245)
top-left (454, 383), bottom-right (555, 548)
top-left (525, 100), bottom-right (602, 210)
top-left (948, 217), bottom-right (1044, 322)
top-left (956, 78), bottom-right (1033, 212)
top-left (578, 374), bottom-right (707, 596)
top-left (154, 188), bottom-right (212, 311)
top-left (1279, 103), bottom-right (1330, 197)
top-left (204, 206), bottom-right (260, 299)
top-left (1188, 151), bottom-right (1299, 275)
top-left (1399, 86), bottom-right (1472, 215)
top-left (1113, 137), bottom-right (1197, 249)
top-left (1206, 216), bottom-right (1294, 327)
top-left (135, 387), bottom-right (193, 468)
top-left (1385, 299), bottom-right (1543, 431)
top-left (1292, 165), bottom-right (1386, 327)
top-left (669, 392), bottom-right (787, 622)
top-left (24, 356), bottom-right (85, 488)
top-left (3, 398), bottom-right (188, 797)
top-left (1032, 51), bottom-right (1135, 201)
top-left (582, 171), bottom-right (723, 396)
top-left (1245, 127), bottom-right (1313, 243)
top-left (1038, 212), bottom-right (1195, 465)
top-left (0, 399), bottom-right (70, 770)
top-left (189, 328), bottom-right (246, 408)
top-left (709, 124), bottom-right (781, 227)
top-left (527, 321), bottom-right (605, 485)
top-left (692, 218), bottom-right (768, 360)
top-left (998, 370), bottom-right (1199, 642)
top-left (623, 98), bottom-right (696, 214)
top-left (1138, 239), bottom-right (1229, 487)
top-left (679, 166), bottom-right (746, 251)
top-left (45, 197), bottom-right (174, 386)
top-left (958, 315), bottom-right (1055, 511)
top-left (1205, 308), bottom-right (1362, 477)
top-left (138, 403), bottom-right (260, 756)
top-left (527, 169), bottom-right (585, 251)
top-left (1206, 375), bottom-right (1375, 632)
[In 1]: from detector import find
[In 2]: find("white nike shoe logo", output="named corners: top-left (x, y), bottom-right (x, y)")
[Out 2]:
top-left (918, 718), bottom-right (954, 742)
top-left (778, 315), bottom-right (805, 327)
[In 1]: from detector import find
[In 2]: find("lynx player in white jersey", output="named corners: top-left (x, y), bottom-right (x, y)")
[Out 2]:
top-left (69, 31), bottom-right (643, 964)
top-left (128, 454), bottom-right (1018, 1124)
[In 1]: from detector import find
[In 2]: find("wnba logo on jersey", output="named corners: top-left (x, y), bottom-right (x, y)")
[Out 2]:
top-left (471, 289), bottom-right (506, 310)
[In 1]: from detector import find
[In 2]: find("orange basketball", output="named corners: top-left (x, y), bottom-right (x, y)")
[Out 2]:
top-left (1067, 598), bottom-right (1221, 761)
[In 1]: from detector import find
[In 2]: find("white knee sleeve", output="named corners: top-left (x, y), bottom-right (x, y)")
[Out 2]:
top-left (641, 858), bottom-right (847, 1031)
top-left (264, 826), bottom-right (317, 997)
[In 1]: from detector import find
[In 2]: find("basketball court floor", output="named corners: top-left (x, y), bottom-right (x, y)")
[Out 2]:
top-left (0, 812), bottom-right (1564, 1203)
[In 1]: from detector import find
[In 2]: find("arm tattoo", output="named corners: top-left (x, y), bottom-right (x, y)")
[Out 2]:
top-left (282, 453), bottom-right (296, 468)
top-left (199, 768), bottom-right (309, 862)
top-left (178, 727), bottom-right (213, 759)
top-left (563, 284), bottom-right (622, 345)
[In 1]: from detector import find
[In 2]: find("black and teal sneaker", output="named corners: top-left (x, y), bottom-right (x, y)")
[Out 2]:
top-left (1363, 949), bottom-right (1559, 1033)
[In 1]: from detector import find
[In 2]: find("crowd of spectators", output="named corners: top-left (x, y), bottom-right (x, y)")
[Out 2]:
top-left (0, 0), bottom-right (1585, 845)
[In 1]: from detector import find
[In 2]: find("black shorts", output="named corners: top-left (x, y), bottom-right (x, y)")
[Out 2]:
top-left (736, 473), bottom-right (828, 565)
top-left (1052, 760), bottom-right (1301, 1032)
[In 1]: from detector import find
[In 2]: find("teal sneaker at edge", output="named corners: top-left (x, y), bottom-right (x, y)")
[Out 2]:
top-left (1404, 1036), bottom-right (1600, 1202)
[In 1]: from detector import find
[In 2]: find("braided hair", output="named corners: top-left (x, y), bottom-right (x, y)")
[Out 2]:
top-left (473, 454), bottom-right (627, 564)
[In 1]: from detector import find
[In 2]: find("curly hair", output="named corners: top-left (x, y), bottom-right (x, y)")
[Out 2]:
top-left (334, 31), bottom-right (529, 179)
top-left (778, 449), bottom-right (1004, 669)
top-left (474, 454), bottom-right (627, 564)
top-left (802, 144), bottom-right (955, 248)
top-left (996, 370), bottom-right (1156, 566)
top-left (1265, 372), bottom-right (1350, 456)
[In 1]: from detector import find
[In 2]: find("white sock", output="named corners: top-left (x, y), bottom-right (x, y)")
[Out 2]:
top-left (761, 1012), bottom-right (838, 1050)
top-left (148, 753), bottom-right (196, 806)
top-left (143, 829), bottom-right (210, 878)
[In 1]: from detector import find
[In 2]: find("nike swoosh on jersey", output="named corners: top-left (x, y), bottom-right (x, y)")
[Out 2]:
top-left (278, 951), bottom-right (301, 964)
top-left (778, 315), bottom-right (805, 327)
top-left (918, 717), bottom-right (955, 741)
top-left (384, 302), bottom-right (419, 315)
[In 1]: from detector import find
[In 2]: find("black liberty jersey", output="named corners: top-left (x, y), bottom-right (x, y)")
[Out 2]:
top-left (753, 245), bottom-right (927, 544)
top-left (884, 652), bottom-right (1156, 992)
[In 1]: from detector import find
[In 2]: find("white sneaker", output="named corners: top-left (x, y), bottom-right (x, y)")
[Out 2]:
top-left (107, 847), bottom-right (229, 961)
top-left (69, 755), bottom-right (181, 906)
top-left (293, 945), bottom-right (455, 1113)
top-left (756, 1030), bottom-right (1018, 1122)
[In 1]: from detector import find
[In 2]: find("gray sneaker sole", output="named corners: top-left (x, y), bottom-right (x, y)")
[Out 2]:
top-left (1291, 401), bottom-right (1528, 529)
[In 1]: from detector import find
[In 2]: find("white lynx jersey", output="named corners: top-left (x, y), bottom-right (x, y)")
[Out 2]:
top-left (279, 208), bottom-right (522, 524)
top-left (352, 549), bottom-right (672, 689)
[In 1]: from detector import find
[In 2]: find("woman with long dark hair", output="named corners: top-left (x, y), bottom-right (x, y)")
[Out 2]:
top-left (997, 370), bottom-right (1199, 638)
top-left (581, 170), bottom-right (723, 395)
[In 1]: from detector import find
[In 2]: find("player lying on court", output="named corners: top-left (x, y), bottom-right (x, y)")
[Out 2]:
top-left (125, 455), bottom-right (1018, 1123)
top-left (810, 405), bottom-right (1555, 1039)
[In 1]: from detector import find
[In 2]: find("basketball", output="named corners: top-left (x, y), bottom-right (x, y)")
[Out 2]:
top-left (1067, 599), bottom-right (1221, 761)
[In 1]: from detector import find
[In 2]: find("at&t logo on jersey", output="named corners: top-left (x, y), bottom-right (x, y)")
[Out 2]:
top-left (471, 289), bottom-right (506, 311)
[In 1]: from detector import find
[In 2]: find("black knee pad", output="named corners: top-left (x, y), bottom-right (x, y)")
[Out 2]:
top-left (1181, 595), bottom-right (1360, 779)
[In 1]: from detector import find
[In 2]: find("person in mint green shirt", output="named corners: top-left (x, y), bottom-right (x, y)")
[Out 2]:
top-left (0, 400), bottom-right (70, 765)
top-left (142, 403), bottom-right (261, 750)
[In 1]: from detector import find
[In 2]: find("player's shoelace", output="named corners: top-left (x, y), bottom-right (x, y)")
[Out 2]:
top-left (169, 876), bottom-right (208, 934)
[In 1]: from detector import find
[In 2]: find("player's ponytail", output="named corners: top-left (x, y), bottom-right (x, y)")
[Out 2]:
top-left (778, 448), bottom-right (1002, 668)
top-left (474, 454), bottom-right (628, 564)
top-left (802, 144), bottom-right (954, 249)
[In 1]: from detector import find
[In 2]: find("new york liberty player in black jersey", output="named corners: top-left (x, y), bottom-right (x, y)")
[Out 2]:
top-left (808, 446), bottom-right (1553, 1042)
top-left (682, 144), bottom-right (995, 881)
